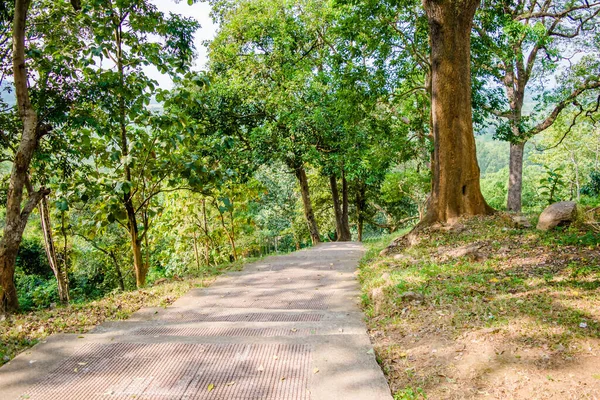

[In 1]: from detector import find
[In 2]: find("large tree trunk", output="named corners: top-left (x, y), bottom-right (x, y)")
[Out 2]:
top-left (109, 251), bottom-right (125, 291)
top-left (40, 195), bottom-right (69, 304)
top-left (202, 198), bottom-right (210, 266)
top-left (355, 181), bottom-right (366, 242)
top-left (340, 171), bottom-right (351, 240)
top-left (507, 141), bottom-right (525, 212)
top-left (504, 66), bottom-right (526, 213)
top-left (126, 203), bottom-right (146, 287)
top-left (422, 0), bottom-right (492, 225)
top-left (192, 229), bottom-right (201, 271)
top-left (329, 175), bottom-right (343, 241)
top-left (228, 201), bottom-right (237, 261)
top-left (0, 0), bottom-right (50, 312)
top-left (294, 165), bottom-right (321, 245)
top-left (115, 18), bottom-right (146, 288)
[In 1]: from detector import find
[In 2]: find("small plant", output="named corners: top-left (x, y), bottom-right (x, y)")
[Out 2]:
top-left (539, 165), bottom-right (565, 205)
top-left (394, 387), bottom-right (427, 400)
top-left (569, 262), bottom-right (599, 278)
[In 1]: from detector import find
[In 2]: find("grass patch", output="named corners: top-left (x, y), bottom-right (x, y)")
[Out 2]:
top-left (360, 214), bottom-right (600, 398)
top-left (0, 259), bottom-right (248, 366)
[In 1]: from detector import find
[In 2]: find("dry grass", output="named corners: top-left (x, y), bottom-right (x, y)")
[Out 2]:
top-left (360, 214), bottom-right (600, 399)
top-left (0, 258), bottom-right (249, 366)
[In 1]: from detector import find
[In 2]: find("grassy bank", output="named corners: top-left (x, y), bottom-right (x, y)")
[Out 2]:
top-left (359, 214), bottom-right (600, 399)
top-left (0, 259), bottom-right (251, 366)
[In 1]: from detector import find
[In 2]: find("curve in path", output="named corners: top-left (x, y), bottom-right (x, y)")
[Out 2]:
top-left (0, 242), bottom-right (392, 400)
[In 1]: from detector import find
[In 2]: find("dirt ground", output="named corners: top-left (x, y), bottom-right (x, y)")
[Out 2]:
top-left (362, 215), bottom-right (600, 399)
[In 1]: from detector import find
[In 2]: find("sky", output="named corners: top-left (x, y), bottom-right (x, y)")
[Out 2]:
top-left (0, 1), bottom-right (217, 104)
top-left (149, 0), bottom-right (219, 89)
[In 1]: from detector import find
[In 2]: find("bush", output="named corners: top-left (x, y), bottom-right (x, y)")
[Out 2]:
top-left (581, 170), bottom-right (600, 205)
top-left (16, 273), bottom-right (59, 310)
top-left (16, 237), bottom-right (52, 278)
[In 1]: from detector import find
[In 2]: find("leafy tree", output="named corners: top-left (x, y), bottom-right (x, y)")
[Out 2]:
top-left (67, 0), bottom-right (199, 288)
top-left (0, 0), bottom-right (81, 312)
top-left (474, 0), bottom-right (600, 212)
top-left (419, 0), bottom-right (492, 225)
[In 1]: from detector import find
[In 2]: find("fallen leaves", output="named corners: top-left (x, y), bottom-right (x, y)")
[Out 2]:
top-left (1, 278), bottom-right (207, 366)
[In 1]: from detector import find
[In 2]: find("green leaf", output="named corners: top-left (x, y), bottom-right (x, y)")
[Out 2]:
top-left (56, 198), bottom-right (69, 212)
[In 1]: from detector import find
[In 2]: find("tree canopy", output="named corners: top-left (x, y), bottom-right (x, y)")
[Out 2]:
top-left (0, 0), bottom-right (598, 313)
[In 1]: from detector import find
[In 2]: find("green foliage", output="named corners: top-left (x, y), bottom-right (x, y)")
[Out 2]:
top-left (16, 237), bottom-right (51, 278)
top-left (538, 165), bottom-right (566, 205)
top-left (2, 0), bottom-right (600, 324)
top-left (16, 275), bottom-right (59, 311)
top-left (394, 387), bottom-right (427, 400)
top-left (581, 170), bottom-right (600, 198)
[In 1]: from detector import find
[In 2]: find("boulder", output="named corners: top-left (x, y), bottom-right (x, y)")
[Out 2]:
top-left (537, 201), bottom-right (577, 231)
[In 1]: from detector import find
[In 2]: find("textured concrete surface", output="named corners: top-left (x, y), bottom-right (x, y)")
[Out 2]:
top-left (0, 242), bottom-right (392, 399)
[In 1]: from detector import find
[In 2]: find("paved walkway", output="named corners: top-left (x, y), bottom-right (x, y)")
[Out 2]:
top-left (0, 242), bottom-right (392, 399)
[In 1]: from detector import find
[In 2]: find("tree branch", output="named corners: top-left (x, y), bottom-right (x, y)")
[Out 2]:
top-left (527, 80), bottom-right (600, 136)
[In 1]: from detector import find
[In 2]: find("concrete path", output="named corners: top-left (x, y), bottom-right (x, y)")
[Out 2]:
top-left (0, 242), bottom-right (392, 400)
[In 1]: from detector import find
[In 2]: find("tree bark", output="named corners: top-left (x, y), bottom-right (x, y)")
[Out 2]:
top-left (0, 0), bottom-right (50, 312)
top-left (114, 15), bottom-right (146, 288)
top-left (40, 195), bottom-right (69, 304)
top-left (126, 203), bottom-right (145, 287)
top-left (504, 64), bottom-right (526, 213)
top-left (355, 181), bottom-right (366, 242)
top-left (202, 198), bottom-right (210, 265)
top-left (329, 174), bottom-right (343, 241)
top-left (109, 251), bottom-right (125, 291)
top-left (294, 165), bottom-right (321, 245)
top-left (507, 141), bottom-right (525, 212)
top-left (422, 0), bottom-right (492, 225)
top-left (340, 171), bottom-right (351, 240)
top-left (192, 229), bottom-right (201, 271)
top-left (228, 200), bottom-right (237, 260)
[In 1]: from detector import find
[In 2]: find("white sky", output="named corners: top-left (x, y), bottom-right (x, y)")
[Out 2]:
top-left (149, 0), bottom-right (218, 89)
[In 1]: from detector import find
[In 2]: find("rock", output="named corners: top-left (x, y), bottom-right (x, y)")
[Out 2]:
top-left (431, 222), bottom-right (466, 234)
top-left (380, 231), bottom-right (420, 256)
top-left (381, 272), bottom-right (391, 282)
top-left (400, 291), bottom-right (424, 302)
top-left (379, 248), bottom-right (392, 257)
top-left (393, 254), bottom-right (417, 264)
top-left (537, 201), bottom-right (577, 231)
top-left (441, 243), bottom-right (485, 261)
top-left (511, 215), bottom-right (532, 228)
top-left (370, 287), bottom-right (386, 314)
top-left (497, 246), bottom-right (510, 257)
top-left (444, 223), bottom-right (466, 234)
